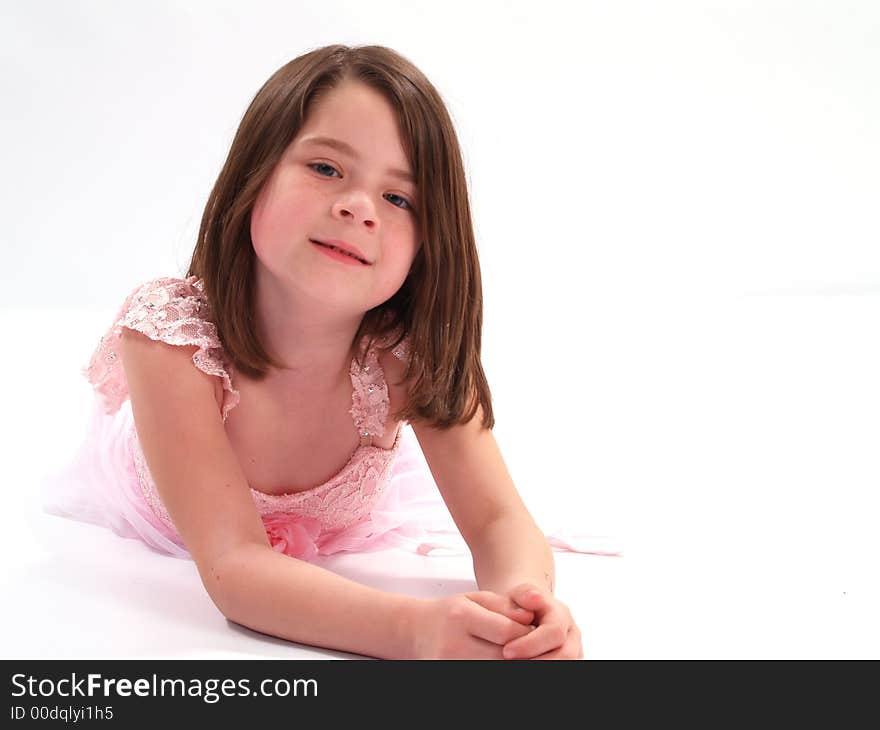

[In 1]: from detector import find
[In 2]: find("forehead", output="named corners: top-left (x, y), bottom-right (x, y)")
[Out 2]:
top-left (295, 82), bottom-right (415, 182)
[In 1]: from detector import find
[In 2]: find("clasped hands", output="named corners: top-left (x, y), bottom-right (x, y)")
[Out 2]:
top-left (411, 583), bottom-right (583, 660)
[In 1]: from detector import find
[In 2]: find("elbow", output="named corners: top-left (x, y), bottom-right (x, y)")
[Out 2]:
top-left (200, 559), bottom-right (235, 620)
top-left (200, 542), bottom-right (268, 620)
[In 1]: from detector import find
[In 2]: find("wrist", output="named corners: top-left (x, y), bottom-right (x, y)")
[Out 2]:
top-left (393, 596), bottom-right (430, 660)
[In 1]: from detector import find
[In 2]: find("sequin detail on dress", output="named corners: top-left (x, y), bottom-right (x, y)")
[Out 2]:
top-left (350, 346), bottom-right (390, 447)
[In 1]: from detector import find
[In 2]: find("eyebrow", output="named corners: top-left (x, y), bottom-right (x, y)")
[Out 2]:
top-left (299, 135), bottom-right (416, 184)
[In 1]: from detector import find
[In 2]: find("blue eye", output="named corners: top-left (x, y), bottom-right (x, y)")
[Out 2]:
top-left (308, 163), bottom-right (415, 212)
top-left (308, 162), bottom-right (341, 177)
top-left (385, 193), bottom-right (413, 211)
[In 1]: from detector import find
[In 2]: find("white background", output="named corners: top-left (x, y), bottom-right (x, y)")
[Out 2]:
top-left (1, 0), bottom-right (878, 658)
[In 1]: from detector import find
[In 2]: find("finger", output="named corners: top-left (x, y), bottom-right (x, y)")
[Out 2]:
top-left (509, 586), bottom-right (550, 615)
top-left (525, 643), bottom-right (584, 660)
top-left (527, 632), bottom-right (585, 661)
top-left (502, 622), bottom-right (568, 660)
top-left (465, 634), bottom-right (526, 660)
top-left (443, 625), bottom-right (534, 660)
top-left (465, 603), bottom-right (538, 646)
top-left (467, 591), bottom-right (535, 625)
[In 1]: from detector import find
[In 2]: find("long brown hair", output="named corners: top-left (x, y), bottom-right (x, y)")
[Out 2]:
top-left (187, 44), bottom-right (493, 430)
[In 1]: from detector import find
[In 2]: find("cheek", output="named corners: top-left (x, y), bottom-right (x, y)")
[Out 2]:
top-left (250, 179), bottom-right (314, 254)
top-left (387, 218), bottom-right (420, 260)
top-left (380, 241), bottom-right (419, 292)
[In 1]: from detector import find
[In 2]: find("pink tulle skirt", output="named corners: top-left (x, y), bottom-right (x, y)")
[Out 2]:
top-left (40, 396), bottom-right (617, 561)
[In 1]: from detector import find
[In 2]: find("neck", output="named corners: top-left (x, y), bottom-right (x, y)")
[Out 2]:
top-left (252, 265), bottom-right (365, 394)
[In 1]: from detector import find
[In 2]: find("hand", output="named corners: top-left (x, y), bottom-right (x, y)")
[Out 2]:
top-left (408, 591), bottom-right (537, 659)
top-left (501, 584), bottom-right (584, 660)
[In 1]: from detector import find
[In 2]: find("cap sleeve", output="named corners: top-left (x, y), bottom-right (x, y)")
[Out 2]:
top-left (82, 275), bottom-right (240, 422)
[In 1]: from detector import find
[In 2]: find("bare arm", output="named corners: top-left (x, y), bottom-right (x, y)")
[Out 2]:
top-left (410, 398), bottom-right (580, 659)
top-left (119, 327), bottom-right (424, 659)
top-left (468, 515), bottom-right (555, 596)
top-left (411, 402), bottom-right (555, 596)
top-left (208, 544), bottom-right (422, 659)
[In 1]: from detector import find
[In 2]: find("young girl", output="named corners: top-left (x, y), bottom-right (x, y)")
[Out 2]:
top-left (42, 44), bottom-right (612, 660)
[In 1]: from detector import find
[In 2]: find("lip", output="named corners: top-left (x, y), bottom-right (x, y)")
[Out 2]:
top-left (309, 238), bottom-right (371, 265)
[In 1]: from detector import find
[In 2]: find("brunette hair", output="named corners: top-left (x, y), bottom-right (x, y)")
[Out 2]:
top-left (187, 44), bottom-right (493, 430)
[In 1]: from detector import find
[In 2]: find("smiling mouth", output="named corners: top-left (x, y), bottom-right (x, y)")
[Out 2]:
top-left (310, 240), bottom-right (369, 265)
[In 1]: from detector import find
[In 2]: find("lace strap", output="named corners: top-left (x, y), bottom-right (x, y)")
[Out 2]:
top-left (82, 276), bottom-right (241, 422)
top-left (348, 347), bottom-right (387, 447)
top-left (390, 335), bottom-right (410, 362)
top-left (348, 330), bottom-right (411, 446)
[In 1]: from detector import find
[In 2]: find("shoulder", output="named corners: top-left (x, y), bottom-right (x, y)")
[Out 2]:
top-left (115, 274), bottom-right (217, 346)
top-left (378, 344), bottom-right (408, 391)
top-left (119, 324), bottom-right (228, 418)
top-left (119, 275), bottom-right (209, 334)
top-left (375, 329), bottom-right (410, 375)
top-left (86, 274), bottom-right (232, 418)
top-left (123, 274), bottom-right (205, 303)
top-left (375, 331), bottom-right (412, 418)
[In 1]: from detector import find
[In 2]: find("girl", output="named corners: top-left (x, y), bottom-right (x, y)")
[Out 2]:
top-left (42, 44), bottom-right (611, 660)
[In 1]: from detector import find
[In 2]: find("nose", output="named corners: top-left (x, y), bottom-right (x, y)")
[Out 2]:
top-left (332, 192), bottom-right (377, 229)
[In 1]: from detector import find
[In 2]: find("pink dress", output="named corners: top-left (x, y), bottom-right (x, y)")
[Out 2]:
top-left (40, 276), bottom-right (615, 561)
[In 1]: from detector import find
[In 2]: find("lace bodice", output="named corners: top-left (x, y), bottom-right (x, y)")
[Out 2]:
top-left (84, 275), bottom-right (412, 533)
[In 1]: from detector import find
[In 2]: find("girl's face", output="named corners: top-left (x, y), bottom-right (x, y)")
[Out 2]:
top-left (250, 80), bottom-right (421, 314)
